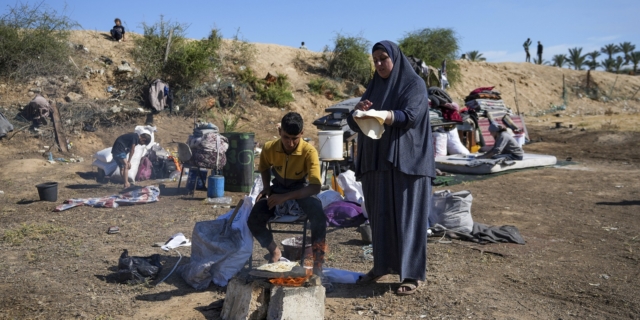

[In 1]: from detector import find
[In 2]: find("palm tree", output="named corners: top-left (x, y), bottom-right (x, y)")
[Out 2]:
top-left (533, 58), bottom-right (550, 65)
top-left (601, 58), bottom-right (615, 72)
top-left (618, 42), bottom-right (636, 64)
top-left (601, 43), bottom-right (620, 60)
top-left (613, 56), bottom-right (626, 73)
top-left (466, 50), bottom-right (486, 61)
top-left (585, 51), bottom-right (601, 70)
top-left (551, 54), bottom-right (568, 68)
top-left (584, 60), bottom-right (601, 70)
top-left (629, 51), bottom-right (640, 74)
top-left (567, 47), bottom-right (587, 70)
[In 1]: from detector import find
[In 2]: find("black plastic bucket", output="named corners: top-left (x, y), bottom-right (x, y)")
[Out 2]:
top-left (36, 182), bottom-right (58, 202)
top-left (222, 132), bottom-right (255, 192)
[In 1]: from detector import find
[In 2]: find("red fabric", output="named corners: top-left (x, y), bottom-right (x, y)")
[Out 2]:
top-left (440, 108), bottom-right (463, 122)
top-left (470, 86), bottom-right (495, 95)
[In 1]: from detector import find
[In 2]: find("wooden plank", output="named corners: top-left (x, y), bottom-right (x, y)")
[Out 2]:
top-left (50, 101), bottom-right (68, 153)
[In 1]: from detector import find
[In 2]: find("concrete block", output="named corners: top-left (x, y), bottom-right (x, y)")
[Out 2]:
top-left (267, 285), bottom-right (325, 320)
top-left (221, 278), bottom-right (269, 320)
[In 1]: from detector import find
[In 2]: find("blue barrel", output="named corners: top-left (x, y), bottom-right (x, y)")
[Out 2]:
top-left (207, 175), bottom-right (225, 198)
top-left (222, 132), bottom-right (255, 192)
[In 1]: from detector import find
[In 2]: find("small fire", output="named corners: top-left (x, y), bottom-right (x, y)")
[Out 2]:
top-left (269, 276), bottom-right (310, 287)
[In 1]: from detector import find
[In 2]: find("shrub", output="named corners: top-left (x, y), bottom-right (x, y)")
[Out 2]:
top-left (132, 16), bottom-right (221, 90)
top-left (256, 73), bottom-right (295, 108)
top-left (308, 78), bottom-right (342, 100)
top-left (398, 28), bottom-right (461, 86)
top-left (0, 2), bottom-right (79, 80)
top-left (325, 34), bottom-right (372, 86)
top-left (238, 67), bottom-right (294, 108)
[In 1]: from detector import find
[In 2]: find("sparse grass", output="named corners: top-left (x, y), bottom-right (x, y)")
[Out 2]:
top-left (604, 107), bottom-right (615, 116)
top-left (2, 223), bottom-right (64, 246)
top-left (308, 78), bottom-right (342, 100)
top-left (601, 119), bottom-right (620, 130)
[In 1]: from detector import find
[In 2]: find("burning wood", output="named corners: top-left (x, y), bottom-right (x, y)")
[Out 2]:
top-left (269, 275), bottom-right (311, 287)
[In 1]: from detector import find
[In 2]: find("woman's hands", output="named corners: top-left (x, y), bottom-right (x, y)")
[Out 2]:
top-left (355, 100), bottom-right (373, 112)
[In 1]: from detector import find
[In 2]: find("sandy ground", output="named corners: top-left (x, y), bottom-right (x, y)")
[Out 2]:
top-left (1, 30), bottom-right (640, 319)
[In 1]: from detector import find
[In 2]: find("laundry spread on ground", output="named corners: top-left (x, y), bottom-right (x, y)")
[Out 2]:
top-left (54, 185), bottom-right (160, 211)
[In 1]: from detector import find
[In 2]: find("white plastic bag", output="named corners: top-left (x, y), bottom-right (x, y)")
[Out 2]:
top-left (446, 127), bottom-right (470, 155)
top-left (318, 190), bottom-right (343, 208)
top-left (95, 147), bottom-right (113, 163)
top-left (433, 132), bottom-right (447, 157)
top-left (336, 170), bottom-right (367, 218)
top-left (109, 145), bottom-right (147, 183)
top-left (429, 190), bottom-right (474, 233)
top-left (180, 177), bottom-right (261, 289)
top-left (92, 159), bottom-right (118, 176)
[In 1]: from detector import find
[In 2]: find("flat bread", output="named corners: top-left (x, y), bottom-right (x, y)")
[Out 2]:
top-left (353, 109), bottom-right (388, 139)
top-left (256, 261), bottom-right (299, 273)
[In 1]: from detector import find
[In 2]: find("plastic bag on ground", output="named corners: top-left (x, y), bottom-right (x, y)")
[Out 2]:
top-left (323, 268), bottom-right (365, 284)
top-left (110, 144), bottom-right (148, 183)
top-left (180, 177), bottom-right (261, 289)
top-left (336, 170), bottom-right (368, 218)
top-left (318, 190), bottom-right (343, 208)
top-left (429, 190), bottom-right (474, 233)
top-left (433, 132), bottom-right (447, 157)
top-left (446, 127), bottom-right (470, 155)
top-left (117, 249), bottom-right (162, 284)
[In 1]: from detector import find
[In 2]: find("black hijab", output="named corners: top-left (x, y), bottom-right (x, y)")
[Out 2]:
top-left (348, 40), bottom-right (435, 178)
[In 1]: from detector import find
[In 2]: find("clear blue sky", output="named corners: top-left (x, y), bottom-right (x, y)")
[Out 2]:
top-left (10, 0), bottom-right (640, 63)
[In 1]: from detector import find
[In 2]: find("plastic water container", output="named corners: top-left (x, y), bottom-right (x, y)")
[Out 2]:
top-left (318, 130), bottom-right (343, 159)
top-left (207, 175), bottom-right (225, 198)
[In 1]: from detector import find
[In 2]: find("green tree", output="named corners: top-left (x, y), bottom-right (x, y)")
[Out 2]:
top-left (601, 57), bottom-right (615, 72)
top-left (398, 28), bottom-right (461, 86)
top-left (618, 42), bottom-right (636, 64)
top-left (325, 34), bottom-right (372, 86)
top-left (0, 2), bottom-right (79, 79)
top-left (567, 47), bottom-right (587, 70)
top-left (551, 54), bottom-right (568, 68)
top-left (585, 51), bottom-right (601, 70)
top-left (600, 43), bottom-right (620, 60)
top-left (533, 58), bottom-right (550, 65)
top-left (629, 51), bottom-right (640, 74)
top-left (613, 56), bottom-right (625, 73)
top-left (466, 50), bottom-right (486, 61)
top-left (133, 16), bottom-right (221, 90)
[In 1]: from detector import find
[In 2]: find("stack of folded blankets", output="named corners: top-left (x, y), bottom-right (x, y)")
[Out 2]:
top-left (186, 123), bottom-right (229, 171)
top-left (464, 86), bottom-right (513, 119)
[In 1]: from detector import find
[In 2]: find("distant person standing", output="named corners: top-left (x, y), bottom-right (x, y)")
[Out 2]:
top-left (537, 41), bottom-right (543, 64)
top-left (110, 18), bottom-right (126, 42)
top-left (299, 41), bottom-right (307, 50)
top-left (523, 38), bottom-right (532, 62)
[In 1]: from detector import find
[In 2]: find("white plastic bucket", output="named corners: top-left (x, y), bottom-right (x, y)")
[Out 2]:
top-left (318, 130), bottom-right (343, 159)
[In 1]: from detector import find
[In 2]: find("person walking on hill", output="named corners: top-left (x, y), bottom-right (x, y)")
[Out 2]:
top-left (537, 41), bottom-right (543, 64)
top-left (523, 38), bottom-right (532, 62)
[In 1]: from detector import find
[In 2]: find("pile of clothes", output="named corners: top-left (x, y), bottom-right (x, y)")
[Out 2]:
top-left (186, 122), bottom-right (228, 171)
top-left (428, 87), bottom-right (469, 156)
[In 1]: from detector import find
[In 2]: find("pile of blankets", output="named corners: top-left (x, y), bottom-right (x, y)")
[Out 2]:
top-left (464, 86), bottom-right (512, 117)
top-left (186, 123), bottom-right (229, 171)
top-left (428, 87), bottom-right (463, 123)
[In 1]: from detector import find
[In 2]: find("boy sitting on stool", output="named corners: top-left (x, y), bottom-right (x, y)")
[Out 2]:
top-left (247, 112), bottom-right (331, 290)
top-left (111, 132), bottom-right (151, 188)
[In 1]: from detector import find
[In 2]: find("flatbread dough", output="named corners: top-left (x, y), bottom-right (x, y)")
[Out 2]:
top-left (256, 261), bottom-right (299, 272)
top-left (353, 109), bottom-right (389, 139)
